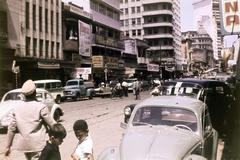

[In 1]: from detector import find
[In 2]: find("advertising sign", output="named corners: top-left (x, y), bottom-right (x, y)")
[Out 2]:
top-left (220, 0), bottom-right (240, 35)
top-left (147, 64), bottom-right (159, 72)
top-left (78, 20), bottom-right (92, 56)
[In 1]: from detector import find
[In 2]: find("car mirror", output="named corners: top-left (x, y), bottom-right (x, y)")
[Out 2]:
top-left (120, 122), bottom-right (127, 129)
top-left (184, 154), bottom-right (207, 160)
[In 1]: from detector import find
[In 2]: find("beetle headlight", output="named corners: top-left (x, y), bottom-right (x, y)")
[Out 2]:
top-left (124, 107), bottom-right (131, 116)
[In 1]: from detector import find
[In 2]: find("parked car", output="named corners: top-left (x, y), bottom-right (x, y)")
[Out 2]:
top-left (0, 88), bottom-right (64, 130)
top-left (99, 96), bottom-right (218, 160)
top-left (124, 78), bottom-right (137, 91)
top-left (94, 83), bottom-right (112, 98)
top-left (62, 79), bottom-right (95, 101)
top-left (160, 78), bottom-right (234, 137)
top-left (34, 79), bottom-right (64, 104)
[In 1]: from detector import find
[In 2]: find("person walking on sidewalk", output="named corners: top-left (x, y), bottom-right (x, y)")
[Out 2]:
top-left (133, 79), bottom-right (141, 100)
top-left (4, 79), bottom-right (56, 160)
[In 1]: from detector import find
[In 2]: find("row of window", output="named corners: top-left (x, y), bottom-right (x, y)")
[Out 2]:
top-left (120, 6), bottom-right (141, 15)
top-left (90, 1), bottom-right (119, 21)
top-left (121, 18), bottom-right (141, 26)
top-left (25, 37), bottom-right (60, 59)
top-left (124, 29), bottom-right (142, 37)
top-left (25, 2), bottom-right (60, 35)
top-left (120, 0), bottom-right (140, 3)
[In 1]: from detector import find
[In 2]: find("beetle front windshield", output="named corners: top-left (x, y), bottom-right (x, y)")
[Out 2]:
top-left (132, 106), bottom-right (198, 132)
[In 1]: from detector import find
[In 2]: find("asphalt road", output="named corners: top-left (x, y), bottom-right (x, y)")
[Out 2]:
top-left (0, 91), bottom-right (228, 160)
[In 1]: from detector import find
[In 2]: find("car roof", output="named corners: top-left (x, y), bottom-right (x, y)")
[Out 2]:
top-left (137, 96), bottom-right (205, 114)
top-left (34, 79), bottom-right (61, 83)
top-left (6, 88), bottom-right (47, 93)
top-left (164, 78), bottom-right (226, 87)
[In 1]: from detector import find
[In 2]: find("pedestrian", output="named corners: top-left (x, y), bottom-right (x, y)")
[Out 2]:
top-left (114, 82), bottom-right (123, 98)
top-left (122, 80), bottom-right (128, 97)
top-left (39, 123), bottom-right (67, 160)
top-left (4, 79), bottom-right (56, 160)
top-left (133, 79), bottom-right (141, 100)
top-left (71, 119), bottom-right (94, 160)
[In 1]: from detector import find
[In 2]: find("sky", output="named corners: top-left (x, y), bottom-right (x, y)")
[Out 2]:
top-left (180, 0), bottom-right (194, 32)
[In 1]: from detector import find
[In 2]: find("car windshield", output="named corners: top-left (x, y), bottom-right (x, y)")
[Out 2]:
top-left (3, 92), bottom-right (23, 101)
top-left (35, 83), bottom-right (45, 88)
top-left (132, 106), bottom-right (198, 132)
top-left (66, 81), bottom-right (78, 86)
top-left (125, 79), bottom-right (137, 83)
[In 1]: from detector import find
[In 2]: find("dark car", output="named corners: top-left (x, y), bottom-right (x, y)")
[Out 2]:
top-left (160, 78), bottom-right (234, 137)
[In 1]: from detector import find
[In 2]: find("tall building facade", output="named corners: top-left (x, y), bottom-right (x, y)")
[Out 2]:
top-left (192, 0), bottom-right (222, 60)
top-left (1, 0), bottom-right (63, 95)
top-left (90, 0), bottom-right (125, 84)
top-left (120, 0), bottom-right (181, 78)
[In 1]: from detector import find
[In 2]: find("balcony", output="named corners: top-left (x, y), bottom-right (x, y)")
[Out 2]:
top-left (142, 10), bottom-right (172, 16)
top-left (142, 0), bottom-right (172, 5)
top-left (143, 22), bottom-right (172, 28)
top-left (94, 35), bottom-right (124, 49)
top-left (148, 45), bottom-right (173, 51)
top-left (144, 33), bottom-right (173, 39)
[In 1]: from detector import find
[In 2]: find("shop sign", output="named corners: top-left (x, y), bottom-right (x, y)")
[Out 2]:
top-left (78, 20), bottom-right (92, 57)
top-left (92, 56), bottom-right (104, 68)
top-left (220, 0), bottom-right (240, 35)
top-left (147, 64), bottom-right (159, 72)
top-left (105, 56), bottom-right (118, 69)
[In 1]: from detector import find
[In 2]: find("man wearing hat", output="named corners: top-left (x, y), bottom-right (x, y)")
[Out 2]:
top-left (4, 79), bottom-right (56, 160)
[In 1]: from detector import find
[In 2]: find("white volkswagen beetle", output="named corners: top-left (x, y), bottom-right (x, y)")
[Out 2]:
top-left (0, 88), bottom-right (64, 130)
top-left (98, 96), bottom-right (218, 160)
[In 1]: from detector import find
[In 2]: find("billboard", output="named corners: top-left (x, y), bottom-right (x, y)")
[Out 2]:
top-left (78, 20), bottom-right (92, 56)
top-left (220, 0), bottom-right (240, 35)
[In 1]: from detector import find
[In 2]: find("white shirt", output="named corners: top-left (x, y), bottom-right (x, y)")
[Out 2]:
top-left (73, 135), bottom-right (93, 160)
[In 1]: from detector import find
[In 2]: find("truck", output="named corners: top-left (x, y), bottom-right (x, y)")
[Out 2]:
top-left (62, 79), bottom-right (95, 101)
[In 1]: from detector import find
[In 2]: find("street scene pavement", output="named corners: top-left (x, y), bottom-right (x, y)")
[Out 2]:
top-left (0, 91), bottom-right (232, 160)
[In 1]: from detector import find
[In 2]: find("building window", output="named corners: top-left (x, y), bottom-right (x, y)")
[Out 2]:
top-left (137, 29), bottom-right (141, 36)
top-left (137, 18), bottom-right (141, 25)
top-left (125, 19), bottom-right (129, 26)
top-left (51, 11), bottom-right (53, 34)
top-left (56, 12), bottom-right (59, 35)
top-left (132, 18), bottom-right (136, 26)
top-left (137, 6), bottom-right (140, 13)
top-left (25, 2), bottom-right (29, 29)
top-left (131, 7), bottom-right (135, 14)
top-left (39, 7), bottom-right (42, 32)
top-left (56, 42), bottom-right (59, 59)
top-left (99, 4), bottom-right (106, 15)
top-left (40, 40), bottom-right (43, 57)
top-left (33, 5), bottom-right (36, 30)
top-left (45, 40), bottom-right (49, 58)
top-left (125, 8), bottom-right (128, 14)
top-left (132, 30), bottom-right (136, 36)
top-left (33, 38), bottom-right (37, 56)
top-left (45, 9), bottom-right (48, 33)
top-left (125, 31), bottom-right (129, 37)
top-left (120, 20), bottom-right (124, 26)
top-left (26, 37), bottom-right (30, 56)
top-left (51, 42), bottom-right (54, 58)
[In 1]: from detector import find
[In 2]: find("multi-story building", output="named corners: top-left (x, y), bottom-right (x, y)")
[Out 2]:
top-left (62, 2), bottom-right (93, 81)
top-left (182, 25), bottom-right (215, 74)
top-left (0, 0), bottom-right (63, 96)
top-left (90, 0), bottom-right (124, 85)
top-left (192, 0), bottom-right (223, 60)
top-left (120, 0), bottom-right (181, 79)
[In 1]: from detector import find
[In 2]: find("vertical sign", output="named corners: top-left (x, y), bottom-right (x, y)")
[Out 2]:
top-left (78, 20), bottom-right (92, 56)
top-left (220, 0), bottom-right (240, 35)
